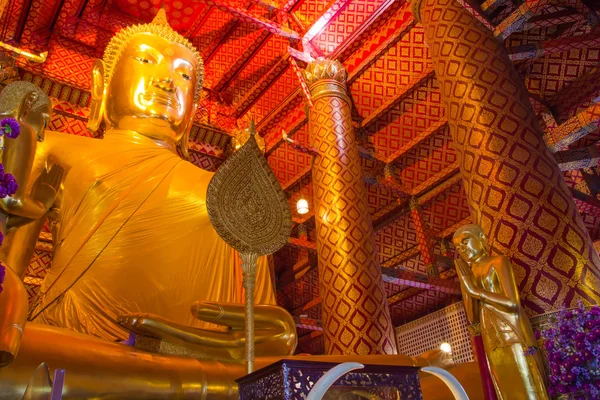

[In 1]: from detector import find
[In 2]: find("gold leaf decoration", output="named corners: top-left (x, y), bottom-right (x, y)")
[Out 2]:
top-left (206, 132), bottom-right (291, 255)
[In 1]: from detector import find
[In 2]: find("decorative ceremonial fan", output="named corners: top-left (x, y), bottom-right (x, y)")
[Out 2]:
top-left (206, 122), bottom-right (292, 373)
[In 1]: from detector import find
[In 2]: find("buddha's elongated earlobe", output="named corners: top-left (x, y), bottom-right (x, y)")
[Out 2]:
top-left (87, 59), bottom-right (106, 133)
top-left (177, 104), bottom-right (197, 161)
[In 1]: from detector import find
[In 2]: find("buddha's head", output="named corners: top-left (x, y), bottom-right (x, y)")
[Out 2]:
top-left (0, 81), bottom-right (52, 141)
top-left (88, 10), bottom-right (204, 156)
top-left (452, 224), bottom-right (489, 264)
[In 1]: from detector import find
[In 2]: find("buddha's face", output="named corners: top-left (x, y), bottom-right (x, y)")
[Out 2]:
top-left (453, 231), bottom-right (487, 263)
top-left (104, 33), bottom-right (198, 143)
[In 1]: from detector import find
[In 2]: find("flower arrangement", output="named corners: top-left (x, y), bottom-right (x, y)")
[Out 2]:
top-left (540, 302), bottom-right (600, 399)
top-left (0, 117), bottom-right (21, 295)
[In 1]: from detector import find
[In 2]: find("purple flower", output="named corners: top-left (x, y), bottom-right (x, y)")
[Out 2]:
top-left (0, 167), bottom-right (18, 198)
top-left (541, 306), bottom-right (600, 398)
top-left (0, 118), bottom-right (20, 139)
top-left (524, 346), bottom-right (537, 356)
top-left (0, 231), bottom-right (3, 247)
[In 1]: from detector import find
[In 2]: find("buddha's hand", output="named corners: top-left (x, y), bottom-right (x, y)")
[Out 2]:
top-left (116, 313), bottom-right (173, 339)
top-left (31, 164), bottom-right (63, 211)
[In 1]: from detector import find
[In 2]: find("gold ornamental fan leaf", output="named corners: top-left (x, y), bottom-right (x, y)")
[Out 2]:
top-left (206, 133), bottom-right (292, 255)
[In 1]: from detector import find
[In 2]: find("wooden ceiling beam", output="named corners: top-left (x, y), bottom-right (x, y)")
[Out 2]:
top-left (547, 102), bottom-right (600, 152)
top-left (509, 29), bottom-right (600, 61)
top-left (381, 268), bottom-right (461, 294)
top-left (294, 316), bottom-right (323, 331)
top-left (388, 269), bottom-right (457, 306)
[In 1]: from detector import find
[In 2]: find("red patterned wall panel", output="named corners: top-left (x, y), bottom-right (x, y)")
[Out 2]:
top-left (205, 22), bottom-right (265, 87)
top-left (18, 36), bottom-right (95, 89)
top-left (395, 126), bottom-right (457, 192)
top-left (389, 289), bottom-right (456, 326)
top-left (223, 35), bottom-right (288, 105)
top-left (350, 26), bottom-right (431, 118)
top-left (365, 79), bottom-right (444, 161)
top-left (312, 0), bottom-right (387, 55)
top-left (245, 67), bottom-right (298, 123)
top-left (420, 182), bottom-right (472, 234)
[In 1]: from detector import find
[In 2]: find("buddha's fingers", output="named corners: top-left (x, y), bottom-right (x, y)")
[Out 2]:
top-left (192, 302), bottom-right (295, 332)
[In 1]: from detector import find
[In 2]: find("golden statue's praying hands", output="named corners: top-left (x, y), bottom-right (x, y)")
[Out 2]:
top-left (453, 224), bottom-right (549, 400)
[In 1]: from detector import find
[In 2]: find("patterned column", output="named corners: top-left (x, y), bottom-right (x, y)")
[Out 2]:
top-left (409, 197), bottom-right (438, 276)
top-left (412, 0), bottom-right (600, 313)
top-left (303, 58), bottom-right (397, 355)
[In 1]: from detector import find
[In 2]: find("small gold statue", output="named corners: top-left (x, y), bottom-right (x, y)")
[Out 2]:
top-left (453, 224), bottom-right (549, 400)
top-left (0, 81), bottom-right (57, 223)
top-left (0, 82), bottom-right (60, 366)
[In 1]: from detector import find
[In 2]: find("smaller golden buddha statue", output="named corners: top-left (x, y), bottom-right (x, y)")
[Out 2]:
top-left (453, 224), bottom-right (548, 400)
top-left (0, 82), bottom-right (60, 367)
top-left (0, 81), bottom-right (58, 224)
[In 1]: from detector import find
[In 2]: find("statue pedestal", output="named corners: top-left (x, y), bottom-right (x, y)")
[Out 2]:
top-left (236, 359), bottom-right (423, 399)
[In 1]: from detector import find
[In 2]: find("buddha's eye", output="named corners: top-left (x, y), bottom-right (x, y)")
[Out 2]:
top-left (180, 73), bottom-right (192, 81)
top-left (134, 56), bottom-right (153, 64)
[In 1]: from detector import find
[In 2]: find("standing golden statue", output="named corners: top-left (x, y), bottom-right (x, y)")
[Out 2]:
top-left (453, 224), bottom-right (548, 400)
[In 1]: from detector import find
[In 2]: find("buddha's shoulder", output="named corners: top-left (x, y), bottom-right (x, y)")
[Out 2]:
top-left (170, 159), bottom-right (215, 188)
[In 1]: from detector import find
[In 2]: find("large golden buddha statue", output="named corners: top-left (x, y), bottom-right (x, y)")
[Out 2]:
top-left (1, 10), bottom-right (295, 354)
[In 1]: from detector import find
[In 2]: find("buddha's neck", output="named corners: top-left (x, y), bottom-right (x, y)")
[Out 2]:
top-left (103, 129), bottom-right (178, 154)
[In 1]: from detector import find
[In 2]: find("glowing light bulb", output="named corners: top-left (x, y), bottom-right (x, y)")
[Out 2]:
top-left (440, 342), bottom-right (452, 353)
top-left (297, 198), bottom-right (309, 214)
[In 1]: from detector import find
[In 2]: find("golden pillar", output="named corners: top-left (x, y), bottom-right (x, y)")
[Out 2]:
top-left (411, 0), bottom-right (600, 313)
top-left (303, 59), bottom-right (397, 355)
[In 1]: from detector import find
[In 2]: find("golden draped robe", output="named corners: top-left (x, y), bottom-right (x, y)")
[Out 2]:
top-left (30, 131), bottom-right (275, 340)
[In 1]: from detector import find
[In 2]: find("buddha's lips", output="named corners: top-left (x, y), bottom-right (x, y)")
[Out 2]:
top-left (139, 92), bottom-right (179, 109)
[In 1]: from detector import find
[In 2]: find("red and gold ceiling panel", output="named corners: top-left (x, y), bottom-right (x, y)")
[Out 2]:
top-left (223, 34), bottom-right (288, 105)
top-left (421, 183), bottom-right (471, 234)
top-left (376, 214), bottom-right (417, 262)
top-left (394, 128), bottom-right (456, 192)
top-left (244, 66), bottom-right (297, 122)
top-left (191, 8), bottom-right (234, 57)
top-left (98, 6), bottom-right (144, 33)
top-left (366, 79), bottom-right (443, 160)
top-left (365, 184), bottom-right (402, 215)
top-left (17, 36), bottom-right (95, 89)
top-left (71, 21), bottom-right (114, 57)
top-left (263, 101), bottom-right (305, 146)
top-left (311, 0), bottom-right (386, 55)
top-left (204, 21), bottom-right (264, 88)
top-left (19, 0), bottom-right (61, 47)
top-left (349, 26), bottom-right (431, 118)
top-left (389, 289), bottom-right (456, 325)
top-left (267, 124), bottom-right (312, 185)
top-left (292, 0), bottom-right (328, 29)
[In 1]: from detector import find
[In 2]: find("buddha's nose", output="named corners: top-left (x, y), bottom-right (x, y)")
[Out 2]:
top-left (153, 76), bottom-right (175, 93)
